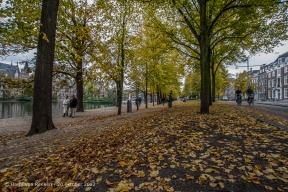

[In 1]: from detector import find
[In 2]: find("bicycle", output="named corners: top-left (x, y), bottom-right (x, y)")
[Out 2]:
top-left (247, 94), bottom-right (254, 106)
top-left (236, 94), bottom-right (242, 106)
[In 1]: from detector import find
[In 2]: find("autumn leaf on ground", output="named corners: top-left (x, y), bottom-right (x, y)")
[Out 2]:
top-left (137, 171), bottom-right (145, 178)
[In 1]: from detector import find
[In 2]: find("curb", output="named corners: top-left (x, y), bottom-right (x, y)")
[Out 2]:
top-left (255, 102), bottom-right (288, 107)
top-left (235, 107), bottom-right (288, 132)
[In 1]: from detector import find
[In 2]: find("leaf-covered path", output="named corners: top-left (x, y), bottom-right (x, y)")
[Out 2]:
top-left (1, 101), bottom-right (288, 192)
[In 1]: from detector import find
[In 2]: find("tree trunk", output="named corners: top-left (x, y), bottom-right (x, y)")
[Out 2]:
top-left (208, 49), bottom-right (212, 106)
top-left (157, 89), bottom-right (159, 104)
top-left (159, 90), bottom-right (162, 104)
top-left (76, 60), bottom-right (84, 112)
top-left (199, 1), bottom-right (210, 113)
top-left (27, 0), bottom-right (60, 136)
top-left (116, 80), bottom-right (120, 108)
top-left (211, 71), bottom-right (216, 102)
top-left (145, 63), bottom-right (148, 109)
top-left (145, 90), bottom-right (148, 108)
top-left (118, 68), bottom-right (124, 115)
top-left (209, 78), bottom-right (212, 105)
top-left (118, 39), bottom-right (124, 115)
top-left (152, 90), bottom-right (154, 106)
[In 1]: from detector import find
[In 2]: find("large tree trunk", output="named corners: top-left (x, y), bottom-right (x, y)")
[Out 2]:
top-left (199, 1), bottom-right (210, 114)
top-left (118, 68), bottom-right (124, 115)
top-left (76, 60), bottom-right (84, 112)
top-left (115, 81), bottom-right (119, 107)
top-left (27, 0), bottom-right (60, 136)
top-left (116, 80), bottom-right (120, 108)
top-left (208, 48), bottom-right (212, 106)
top-left (118, 39), bottom-right (125, 115)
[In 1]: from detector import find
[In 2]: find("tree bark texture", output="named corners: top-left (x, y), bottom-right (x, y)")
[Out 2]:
top-left (118, 40), bottom-right (125, 115)
top-left (211, 71), bottom-right (216, 102)
top-left (27, 0), bottom-right (60, 136)
top-left (76, 60), bottom-right (84, 112)
top-left (116, 80), bottom-right (120, 108)
top-left (199, 1), bottom-right (210, 113)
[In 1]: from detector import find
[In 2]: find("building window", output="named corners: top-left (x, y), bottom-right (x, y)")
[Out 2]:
top-left (285, 66), bottom-right (288, 73)
top-left (268, 90), bottom-right (271, 98)
top-left (285, 89), bottom-right (288, 98)
top-left (268, 72), bottom-right (271, 78)
top-left (277, 69), bottom-right (281, 76)
top-left (272, 79), bottom-right (275, 87)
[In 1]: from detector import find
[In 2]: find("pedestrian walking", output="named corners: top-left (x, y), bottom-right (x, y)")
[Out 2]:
top-left (69, 94), bottom-right (77, 118)
top-left (62, 95), bottom-right (69, 117)
top-left (162, 97), bottom-right (165, 106)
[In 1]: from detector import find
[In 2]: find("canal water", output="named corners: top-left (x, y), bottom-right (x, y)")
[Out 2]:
top-left (0, 101), bottom-right (115, 119)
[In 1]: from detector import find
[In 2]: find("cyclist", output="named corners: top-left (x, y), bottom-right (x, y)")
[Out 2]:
top-left (246, 86), bottom-right (254, 104)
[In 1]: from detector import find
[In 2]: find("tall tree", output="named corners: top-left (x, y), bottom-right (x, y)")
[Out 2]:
top-left (145, 0), bottom-right (288, 113)
top-left (0, 0), bottom-right (41, 58)
top-left (27, 0), bottom-right (60, 136)
top-left (91, 0), bottom-right (140, 115)
top-left (53, 0), bottom-right (100, 112)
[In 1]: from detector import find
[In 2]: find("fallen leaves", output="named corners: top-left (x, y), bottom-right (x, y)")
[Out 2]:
top-left (0, 102), bottom-right (287, 191)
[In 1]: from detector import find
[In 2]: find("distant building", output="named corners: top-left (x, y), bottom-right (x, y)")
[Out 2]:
top-left (0, 61), bottom-right (30, 98)
top-left (258, 64), bottom-right (268, 100)
top-left (266, 51), bottom-right (288, 101)
top-left (226, 51), bottom-right (288, 102)
top-left (0, 61), bottom-right (30, 79)
top-left (0, 62), bottom-right (20, 78)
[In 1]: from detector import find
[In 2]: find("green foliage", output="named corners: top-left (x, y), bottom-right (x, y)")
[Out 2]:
top-left (234, 71), bottom-right (249, 93)
top-left (0, 0), bottom-right (41, 57)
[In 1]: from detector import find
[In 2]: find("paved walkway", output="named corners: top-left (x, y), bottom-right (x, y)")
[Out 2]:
top-left (255, 100), bottom-right (288, 107)
top-left (0, 102), bottom-right (173, 136)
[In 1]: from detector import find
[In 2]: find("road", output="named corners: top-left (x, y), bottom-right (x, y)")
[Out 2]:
top-left (224, 100), bottom-right (288, 130)
top-left (225, 100), bottom-right (288, 111)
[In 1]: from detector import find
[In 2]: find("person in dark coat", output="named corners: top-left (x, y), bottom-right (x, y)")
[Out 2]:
top-left (69, 94), bottom-right (77, 118)
top-left (235, 87), bottom-right (242, 103)
top-left (246, 86), bottom-right (254, 103)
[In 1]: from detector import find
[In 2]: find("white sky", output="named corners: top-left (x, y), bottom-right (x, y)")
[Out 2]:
top-left (227, 40), bottom-right (288, 75)
top-left (1, 40), bottom-right (288, 72)
top-left (0, 50), bottom-right (36, 69)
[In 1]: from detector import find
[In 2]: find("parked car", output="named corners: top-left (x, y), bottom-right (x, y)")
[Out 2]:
top-left (221, 96), bottom-right (229, 101)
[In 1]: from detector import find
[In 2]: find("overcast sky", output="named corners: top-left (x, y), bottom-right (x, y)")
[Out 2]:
top-left (0, 49), bottom-right (36, 69)
top-left (1, 40), bottom-right (288, 72)
top-left (227, 40), bottom-right (288, 75)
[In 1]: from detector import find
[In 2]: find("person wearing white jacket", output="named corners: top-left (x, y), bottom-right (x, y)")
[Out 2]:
top-left (62, 96), bottom-right (69, 117)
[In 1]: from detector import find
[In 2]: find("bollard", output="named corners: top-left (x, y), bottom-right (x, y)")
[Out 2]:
top-left (127, 100), bottom-right (132, 112)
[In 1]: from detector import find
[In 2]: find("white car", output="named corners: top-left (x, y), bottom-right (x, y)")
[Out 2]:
top-left (221, 96), bottom-right (229, 101)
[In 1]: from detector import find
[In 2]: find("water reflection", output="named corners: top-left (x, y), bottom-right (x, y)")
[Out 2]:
top-left (0, 101), bottom-right (115, 119)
